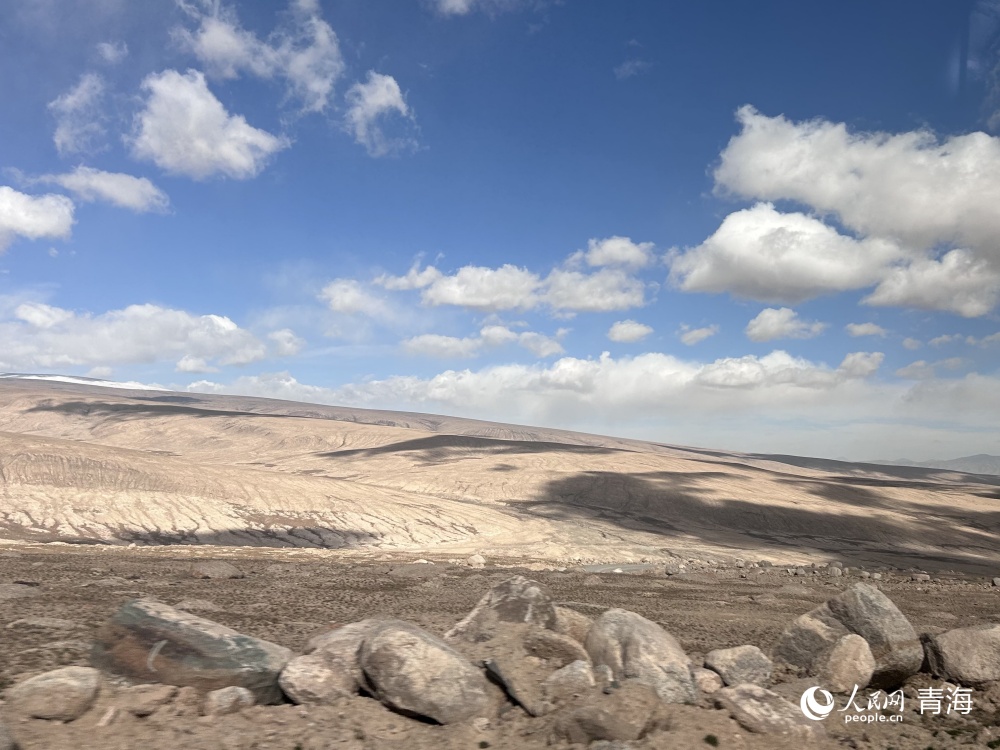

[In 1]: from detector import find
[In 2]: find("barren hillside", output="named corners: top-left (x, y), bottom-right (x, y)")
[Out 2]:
top-left (1, 378), bottom-right (997, 572)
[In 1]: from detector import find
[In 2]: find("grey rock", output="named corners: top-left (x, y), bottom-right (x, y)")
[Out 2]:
top-left (594, 664), bottom-right (614, 689)
top-left (911, 573), bottom-right (931, 582)
top-left (5, 666), bottom-right (100, 721)
top-left (553, 606), bottom-right (593, 645)
top-left (704, 645), bottom-right (772, 687)
top-left (585, 608), bottom-right (695, 704)
top-left (692, 667), bottom-right (724, 694)
top-left (923, 624), bottom-right (1000, 685)
top-left (664, 560), bottom-right (682, 576)
top-left (827, 567), bottom-right (843, 578)
top-left (120, 684), bottom-right (177, 717)
top-left (774, 604), bottom-right (850, 671)
top-left (716, 684), bottom-right (824, 739)
top-left (826, 583), bottom-right (922, 687)
top-left (544, 660), bottom-right (595, 704)
top-left (281, 619), bottom-right (378, 704)
top-left (189, 561), bottom-right (244, 579)
top-left (815, 634), bottom-right (875, 693)
top-left (466, 554), bottom-right (486, 568)
top-left (871, 573), bottom-right (882, 581)
top-left (91, 598), bottom-right (291, 704)
top-left (553, 681), bottom-right (667, 744)
top-left (0, 583), bottom-right (40, 601)
top-left (204, 686), bottom-right (254, 716)
top-left (992, 577), bottom-right (1000, 587)
top-left (445, 576), bottom-right (556, 642)
top-left (360, 619), bottom-right (493, 724)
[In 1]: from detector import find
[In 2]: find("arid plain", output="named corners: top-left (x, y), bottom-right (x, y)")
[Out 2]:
top-left (1, 377), bottom-right (999, 749)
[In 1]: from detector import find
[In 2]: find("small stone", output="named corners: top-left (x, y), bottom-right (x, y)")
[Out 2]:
top-left (445, 576), bottom-right (556, 642)
top-left (860, 571), bottom-right (871, 579)
top-left (583, 574), bottom-right (604, 586)
top-left (95, 706), bottom-right (118, 727)
top-left (715, 684), bottom-right (824, 739)
top-left (281, 620), bottom-right (378, 704)
top-left (794, 567), bottom-right (807, 576)
top-left (664, 560), bottom-right (682, 576)
top-left (911, 573), bottom-right (931, 582)
top-left (189, 561), bottom-right (244, 579)
top-left (829, 561), bottom-right (843, 569)
top-left (828, 567), bottom-right (843, 578)
top-left (593, 664), bottom-right (614, 689)
top-left (871, 573), bottom-right (882, 581)
top-left (91, 598), bottom-right (291, 704)
top-left (5, 666), bottom-right (100, 721)
top-left (991, 577), bottom-right (1000, 587)
top-left (585, 608), bottom-right (695, 704)
top-left (466, 554), bottom-right (486, 569)
top-left (923, 624), bottom-right (1000, 685)
top-left (815, 634), bottom-right (876, 693)
top-left (692, 667), bottom-right (724, 694)
top-left (204, 686), bottom-right (254, 716)
top-left (704, 645), bottom-right (772, 687)
top-left (544, 660), bottom-right (595, 703)
top-left (553, 681), bottom-right (667, 744)
top-left (120, 684), bottom-right (177, 717)
top-left (360, 619), bottom-right (493, 724)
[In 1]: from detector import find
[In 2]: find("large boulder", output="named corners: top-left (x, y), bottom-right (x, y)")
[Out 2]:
top-left (553, 606), bottom-right (593, 645)
top-left (704, 645), bottom-right (772, 687)
top-left (279, 619), bottom-right (379, 704)
top-left (716, 684), bottom-right (824, 739)
top-left (773, 604), bottom-right (850, 671)
top-left (584, 608), bottom-right (696, 704)
top-left (815, 634), bottom-right (875, 694)
top-left (5, 666), bottom-right (100, 721)
top-left (543, 660), bottom-right (596, 704)
top-left (923, 624), bottom-right (1000, 685)
top-left (445, 576), bottom-right (556, 642)
top-left (91, 599), bottom-right (291, 704)
top-left (552, 681), bottom-right (669, 745)
top-left (359, 619), bottom-right (494, 724)
top-left (826, 584), bottom-right (922, 687)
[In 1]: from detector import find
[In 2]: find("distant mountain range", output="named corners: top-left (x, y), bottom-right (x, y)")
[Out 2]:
top-left (869, 454), bottom-right (1000, 476)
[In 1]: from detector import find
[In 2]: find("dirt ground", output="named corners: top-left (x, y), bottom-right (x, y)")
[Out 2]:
top-left (1, 543), bottom-right (999, 749)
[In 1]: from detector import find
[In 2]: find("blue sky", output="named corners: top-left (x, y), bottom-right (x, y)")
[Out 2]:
top-left (1, 0), bottom-right (999, 461)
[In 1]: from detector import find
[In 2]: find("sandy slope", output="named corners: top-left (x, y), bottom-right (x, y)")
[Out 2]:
top-left (0, 378), bottom-right (997, 572)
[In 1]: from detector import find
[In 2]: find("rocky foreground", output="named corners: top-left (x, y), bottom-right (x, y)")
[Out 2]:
top-left (1, 551), bottom-right (999, 749)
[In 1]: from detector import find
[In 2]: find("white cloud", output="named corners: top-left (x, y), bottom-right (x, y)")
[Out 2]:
top-left (544, 268), bottom-right (646, 312)
top-left (402, 324), bottom-right (563, 358)
top-left (929, 334), bottom-right (962, 347)
top-left (1, 302), bottom-right (268, 370)
top-left (174, 0), bottom-right (344, 113)
top-left (614, 59), bottom-right (650, 80)
top-left (176, 355), bottom-right (218, 373)
top-left (433, 0), bottom-right (527, 16)
top-left (318, 279), bottom-right (393, 319)
top-left (902, 337), bottom-right (922, 350)
top-left (375, 263), bottom-right (443, 290)
top-left (608, 320), bottom-right (653, 343)
top-left (745, 307), bottom-right (826, 342)
top-left (267, 328), bottom-right (304, 356)
top-left (896, 357), bottom-right (966, 380)
top-left (48, 73), bottom-right (106, 156)
top-left (344, 71), bottom-right (415, 157)
top-left (670, 202), bottom-right (902, 304)
top-left (131, 69), bottom-right (289, 180)
top-left (845, 322), bottom-right (887, 337)
top-left (0, 187), bottom-right (75, 251)
top-left (36, 167), bottom-right (168, 213)
top-left (863, 249), bottom-right (1000, 317)
top-left (421, 264), bottom-right (542, 311)
top-left (581, 236), bottom-right (655, 269)
top-left (96, 40), bottom-right (128, 64)
top-left (679, 324), bottom-right (719, 346)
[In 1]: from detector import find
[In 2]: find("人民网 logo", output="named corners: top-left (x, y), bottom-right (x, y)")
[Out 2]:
top-left (799, 686), bottom-right (835, 721)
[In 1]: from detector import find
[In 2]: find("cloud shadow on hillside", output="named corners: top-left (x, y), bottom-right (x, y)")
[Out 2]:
top-left (318, 434), bottom-right (625, 464)
top-left (516, 470), bottom-right (1000, 574)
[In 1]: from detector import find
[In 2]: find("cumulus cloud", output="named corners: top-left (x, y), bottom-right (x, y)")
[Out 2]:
top-left (130, 69), bottom-right (289, 180)
top-left (0, 187), bottom-right (75, 251)
top-left (267, 328), bottom-right (305, 356)
top-left (578, 236), bottom-right (655, 269)
top-left (902, 337), bottom-right (922, 350)
top-left (420, 264), bottom-right (542, 311)
top-left (96, 40), bottom-right (128, 64)
top-left (708, 106), bottom-right (1000, 315)
top-left (344, 71), bottom-right (415, 157)
top-left (608, 320), bottom-right (653, 343)
top-left (863, 249), bottom-right (1000, 317)
top-left (174, 0), bottom-right (344, 113)
top-left (36, 167), bottom-right (168, 213)
top-left (402, 324), bottom-right (563, 358)
top-left (679, 324), bottom-right (719, 345)
top-left (544, 268), bottom-right (646, 312)
top-left (0, 302), bottom-right (268, 370)
top-left (845, 322), bottom-right (887, 337)
top-left (48, 73), bottom-right (107, 156)
top-left (669, 202), bottom-right (902, 304)
top-left (318, 279), bottom-right (394, 319)
top-left (745, 307), bottom-right (826, 342)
